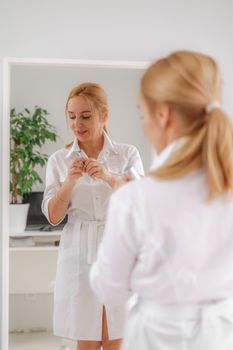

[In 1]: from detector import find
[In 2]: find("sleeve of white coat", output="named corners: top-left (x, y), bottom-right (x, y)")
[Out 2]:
top-left (128, 146), bottom-right (144, 176)
top-left (90, 188), bottom-right (142, 306)
top-left (41, 154), bottom-right (66, 225)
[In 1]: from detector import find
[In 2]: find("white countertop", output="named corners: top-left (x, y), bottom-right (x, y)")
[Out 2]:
top-left (10, 230), bottom-right (62, 237)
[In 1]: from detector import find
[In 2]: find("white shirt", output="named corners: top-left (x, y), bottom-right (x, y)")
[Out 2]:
top-left (41, 132), bottom-right (144, 340)
top-left (90, 138), bottom-right (233, 307)
top-left (42, 132), bottom-right (144, 225)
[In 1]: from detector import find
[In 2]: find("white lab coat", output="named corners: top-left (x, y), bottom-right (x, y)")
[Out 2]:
top-left (90, 138), bottom-right (233, 349)
top-left (120, 298), bottom-right (233, 350)
top-left (41, 132), bottom-right (144, 341)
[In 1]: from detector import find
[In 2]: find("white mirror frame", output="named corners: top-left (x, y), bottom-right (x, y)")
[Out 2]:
top-left (1, 57), bottom-right (149, 349)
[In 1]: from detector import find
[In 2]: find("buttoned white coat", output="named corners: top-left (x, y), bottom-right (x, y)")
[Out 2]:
top-left (42, 132), bottom-right (144, 340)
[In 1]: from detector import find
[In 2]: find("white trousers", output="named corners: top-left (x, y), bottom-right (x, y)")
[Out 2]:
top-left (121, 298), bottom-right (233, 350)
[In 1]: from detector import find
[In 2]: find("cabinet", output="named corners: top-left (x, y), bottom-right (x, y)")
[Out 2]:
top-left (9, 231), bottom-right (60, 332)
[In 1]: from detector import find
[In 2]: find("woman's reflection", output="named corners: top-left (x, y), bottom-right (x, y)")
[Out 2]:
top-left (42, 83), bottom-right (144, 350)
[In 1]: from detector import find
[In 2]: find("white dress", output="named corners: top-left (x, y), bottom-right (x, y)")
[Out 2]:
top-left (41, 132), bottom-right (144, 341)
top-left (90, 138), bottom-right (233, 349)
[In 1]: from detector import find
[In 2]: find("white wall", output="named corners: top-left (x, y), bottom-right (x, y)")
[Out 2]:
top-left (1, 0), bottom-right (233, 347)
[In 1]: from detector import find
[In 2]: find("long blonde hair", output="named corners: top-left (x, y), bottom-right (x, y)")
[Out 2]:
top-left (141, 51), bottom-right (233, 200)
top-left (65, 82), bottom-right (108, 148)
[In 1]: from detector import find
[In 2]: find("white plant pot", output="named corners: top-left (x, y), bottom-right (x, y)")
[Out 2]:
top-left (9, 203), bottom-right (30, 236)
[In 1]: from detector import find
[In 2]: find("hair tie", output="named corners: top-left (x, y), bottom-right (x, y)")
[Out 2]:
top-left (205, 101), bottom-right (221, 114)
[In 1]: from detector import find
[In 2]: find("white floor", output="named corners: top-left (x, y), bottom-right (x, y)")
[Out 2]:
top-left (9, 332), bottom-right (76, 350)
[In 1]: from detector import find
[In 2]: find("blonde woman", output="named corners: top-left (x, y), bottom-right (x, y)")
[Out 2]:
top-left (42, 83), bottom-right (144, 350)
top-left (90, 51), bottom-right (233, 350)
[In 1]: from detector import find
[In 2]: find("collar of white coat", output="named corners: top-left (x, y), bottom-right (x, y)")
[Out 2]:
top-left (65, 131), bottom-right (118, 159)
top-left (150, 137), bottom-right (188, 171)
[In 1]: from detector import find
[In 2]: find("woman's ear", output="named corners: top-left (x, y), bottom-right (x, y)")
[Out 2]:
top-left (101, 111), bottom-right (109, 124)
top-left (156, 103), bottom-right (172, 130)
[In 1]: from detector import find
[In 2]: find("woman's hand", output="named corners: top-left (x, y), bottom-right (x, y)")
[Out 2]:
top-left (49, 157), bottom-right (86, 224)
top-left (84, 159), bottom-right (135, 188)
top-left (66, 157), bottom-right (86, 184)
top-left (84, 159), bottom-right (110, 182)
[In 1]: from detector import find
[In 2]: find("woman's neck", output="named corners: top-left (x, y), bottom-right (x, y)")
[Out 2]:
top-left (78, 133), bottom-right (104, 159)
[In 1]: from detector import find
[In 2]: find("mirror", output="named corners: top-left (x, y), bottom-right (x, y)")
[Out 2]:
top-left (7, 59), bottom-right (149, 350)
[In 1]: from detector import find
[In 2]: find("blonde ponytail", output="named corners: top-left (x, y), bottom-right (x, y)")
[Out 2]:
top-left (151, 109), bottom-right (233, 200)
top-left (203, 109), bottom-right (233, 199)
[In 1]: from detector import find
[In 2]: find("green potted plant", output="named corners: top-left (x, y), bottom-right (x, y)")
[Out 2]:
top-left (10, 106), bottom-right (58, 234)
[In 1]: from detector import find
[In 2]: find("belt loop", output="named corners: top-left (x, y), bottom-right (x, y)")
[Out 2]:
top-left (87, 224), bottom-right (96, 264)
top-left (87, 221), bottom-right (105, 264)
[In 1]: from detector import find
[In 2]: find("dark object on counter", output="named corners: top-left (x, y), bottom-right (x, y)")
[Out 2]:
top-left (40, 225), bottom-right (52, 232)
top-left (24, 192), bottom-right (67, 231)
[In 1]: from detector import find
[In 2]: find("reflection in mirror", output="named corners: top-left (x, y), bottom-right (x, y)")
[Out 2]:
top-left (9, 63), bottom-right (149, 349)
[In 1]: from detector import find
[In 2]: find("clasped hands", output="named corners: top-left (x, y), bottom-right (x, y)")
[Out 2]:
top-left (67, 157), bottom-right (129, 188)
